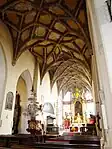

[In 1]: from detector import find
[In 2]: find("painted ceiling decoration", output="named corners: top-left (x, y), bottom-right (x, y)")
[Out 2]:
top-left (0, 0), bottom-right (92, 94)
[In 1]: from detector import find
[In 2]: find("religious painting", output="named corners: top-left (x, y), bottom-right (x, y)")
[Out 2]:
top-left (75, 101), bottom-right (82, 116)
top-left (5, 92), bottom-right (14, 110)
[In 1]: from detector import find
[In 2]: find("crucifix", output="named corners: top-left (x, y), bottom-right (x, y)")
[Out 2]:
top-left (106, 0), bottom-right (112, 21)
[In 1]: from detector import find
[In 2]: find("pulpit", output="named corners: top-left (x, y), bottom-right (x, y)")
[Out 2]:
top-left (26, 120), bottom-right (42, 135)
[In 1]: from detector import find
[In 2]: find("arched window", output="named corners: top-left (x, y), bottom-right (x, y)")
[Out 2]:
top-left (43, 102), bottom-right (54, 114)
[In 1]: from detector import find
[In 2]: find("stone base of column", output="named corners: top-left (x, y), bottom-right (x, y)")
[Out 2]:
top-left (103, 129), bottom-right (112, 149)
top-left (100, 137), bottom-right (105, 149)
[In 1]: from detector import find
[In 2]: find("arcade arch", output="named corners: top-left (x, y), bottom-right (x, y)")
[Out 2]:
top-left (13, 70), bottom-right (32, 134)
top-left (40, 72), bottom-right (51, 104)
top-left (0, 44), bottom-right (7, 117)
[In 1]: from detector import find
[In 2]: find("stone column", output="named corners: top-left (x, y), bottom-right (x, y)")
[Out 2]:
top-left (70, 102), bottom-right (75, 123)
top-left (91, 55), bottom-right (103, 137)
top-left (82, 101), bottom-right (87, 124)
top-left (87, 0), bottom-right (112, 148)
top-left (55, 98), bottom-right (58, 126)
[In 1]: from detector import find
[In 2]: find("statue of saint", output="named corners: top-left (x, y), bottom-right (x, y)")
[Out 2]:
top-left (75, 113), bottom-right (82, 123)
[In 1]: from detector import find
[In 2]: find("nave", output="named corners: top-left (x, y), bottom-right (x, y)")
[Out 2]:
top-left (0, 0), bottom-right (112, 149)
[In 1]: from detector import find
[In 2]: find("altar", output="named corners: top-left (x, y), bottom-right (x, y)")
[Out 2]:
top-left (64, 112), bottom-right (87, 133)
top-left (63, 89), bottom-right (94, 134)
top-left (70, 123), bottom-right (86, 133)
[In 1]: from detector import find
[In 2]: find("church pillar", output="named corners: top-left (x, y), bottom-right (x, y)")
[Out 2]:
top-left (87, 0), bottom-right (112, 148)
top-left (55, 98), bottom-right (58, 126)
top-left (91, 55), bottom-right (103, 137)
top-left (70, 102), bottom-right (74, 123)
top-left (91, 55), bottom-right (99, 113)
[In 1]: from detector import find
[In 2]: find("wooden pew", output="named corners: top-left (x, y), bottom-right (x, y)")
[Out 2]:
top-left (0, 134), bottom-right (100, 149)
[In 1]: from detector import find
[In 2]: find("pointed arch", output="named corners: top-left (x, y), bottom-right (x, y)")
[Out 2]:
top-left (20, 69), bottom-right (33, 98)
top-left (14, 69), bottom-right (32, 134)
top-left (0, 42), bottom-right (7, 117)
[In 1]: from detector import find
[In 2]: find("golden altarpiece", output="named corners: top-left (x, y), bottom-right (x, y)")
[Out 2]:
top-left (63, 88), bottom-right (89, 132)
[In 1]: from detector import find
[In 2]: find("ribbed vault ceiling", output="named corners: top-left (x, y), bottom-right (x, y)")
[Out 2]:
top-left (0, 0), bottom-right (92, 94)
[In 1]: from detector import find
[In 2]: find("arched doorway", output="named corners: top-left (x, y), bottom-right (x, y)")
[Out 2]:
top-left (12, 70), bottom-right (32, 134)
top-left (0, 45), bottom-right (6, 117)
